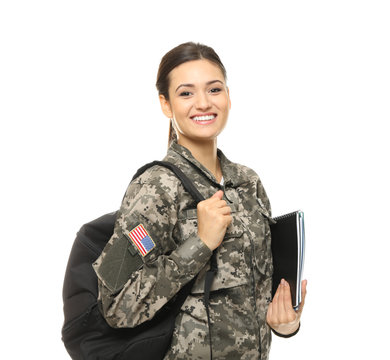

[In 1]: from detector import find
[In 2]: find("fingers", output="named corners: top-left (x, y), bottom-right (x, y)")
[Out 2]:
top-left (281, 280), bottom-right (297, 322)
top-left (205, 191), bottom-right (228, 207)
top-left (278, 280), bottom-right (296, 323)
top-left (218, 201), bottom-right (231, 215)
top-left (215, 199), bottom-right (230, 209)
top-left (281, 279), bottom-right (294, 316)
top-left (202, 192), bottom-right (231, 216)
top-left (277, 283), bottom-right (285, 318)
top-left (197, 190), bottom-right (232, 250)
top-left (267, 279), bottom-right (297, 328)
top-left (297, 279), bottom-right (307, 315)
top-left (211, 190), bottom-right (224, 199)
top-left (301, 279), bottom-right (307, 302)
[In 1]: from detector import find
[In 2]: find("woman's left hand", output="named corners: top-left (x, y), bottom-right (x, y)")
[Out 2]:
top-left (266, 279), bottom-right (307, 336)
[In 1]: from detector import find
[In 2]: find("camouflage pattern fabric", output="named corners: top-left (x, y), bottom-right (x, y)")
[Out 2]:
top-left (93, 140), bottom-right (273, 359)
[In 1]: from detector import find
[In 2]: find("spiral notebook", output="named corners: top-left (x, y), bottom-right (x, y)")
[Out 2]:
top-left (270, 210), bottom-right (305, 310)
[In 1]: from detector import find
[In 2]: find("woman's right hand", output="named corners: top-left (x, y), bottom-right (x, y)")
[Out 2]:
top-left (197, 190), bottom-right (232, 251)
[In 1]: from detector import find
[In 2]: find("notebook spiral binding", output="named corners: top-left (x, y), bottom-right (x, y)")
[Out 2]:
top-left (272, 210), bottom-right (301, 222)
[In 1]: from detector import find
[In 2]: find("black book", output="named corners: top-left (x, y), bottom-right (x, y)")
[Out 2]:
top-left (270, 210), bottom-right (305, 310)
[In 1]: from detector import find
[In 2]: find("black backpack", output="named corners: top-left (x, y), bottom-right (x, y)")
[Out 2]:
top-left (61, 161), bottom-right (217, 360)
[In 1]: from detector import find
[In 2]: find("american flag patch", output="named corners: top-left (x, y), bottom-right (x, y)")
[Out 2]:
top-left (127, 224), bottom-right (156, 257)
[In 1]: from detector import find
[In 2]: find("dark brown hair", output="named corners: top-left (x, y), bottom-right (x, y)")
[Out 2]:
top-left (156, 42), bottom-right (227, 147)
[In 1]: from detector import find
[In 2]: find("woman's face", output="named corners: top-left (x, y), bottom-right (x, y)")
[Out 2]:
top-left (160, 59), bottom-right (231, 145)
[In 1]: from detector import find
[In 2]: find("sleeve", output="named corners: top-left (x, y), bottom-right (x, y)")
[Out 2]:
top-left (93, 175), bottom-right (212, 328)
top-left (271, 323), bottom-right (300, 338)
top-left (256, 176), bottom-right (272, 218)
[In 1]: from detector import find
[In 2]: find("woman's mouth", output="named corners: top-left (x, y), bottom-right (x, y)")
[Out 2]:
top-left (191, 114), bottom-right (217, 125)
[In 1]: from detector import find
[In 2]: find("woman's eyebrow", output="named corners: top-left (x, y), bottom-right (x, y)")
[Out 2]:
top-left (175, 80), bottom-right (224, 93)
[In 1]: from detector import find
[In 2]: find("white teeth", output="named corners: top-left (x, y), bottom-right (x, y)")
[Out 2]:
top-left (192, 115), bottom-right (215, 121)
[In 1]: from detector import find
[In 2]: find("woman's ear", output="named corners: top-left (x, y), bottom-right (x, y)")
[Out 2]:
top-left (159, 95), bottom-right (173, 118)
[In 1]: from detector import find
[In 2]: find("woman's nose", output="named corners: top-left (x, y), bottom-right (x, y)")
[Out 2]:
top-left (195, 93), bottom-right (211, 110)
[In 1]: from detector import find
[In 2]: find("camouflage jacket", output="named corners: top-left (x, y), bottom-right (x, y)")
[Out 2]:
top-left (93, 140), bottom-right (274, 359)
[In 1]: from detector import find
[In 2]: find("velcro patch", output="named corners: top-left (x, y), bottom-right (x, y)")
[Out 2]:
top-left (127, 224), bottom-right (156, 257)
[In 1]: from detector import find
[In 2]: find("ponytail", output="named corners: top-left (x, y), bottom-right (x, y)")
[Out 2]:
top-left (168, 119), bottom-right (177, 148)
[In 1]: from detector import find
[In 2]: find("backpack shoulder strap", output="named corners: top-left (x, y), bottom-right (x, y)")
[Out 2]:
top-left (133, 160), bottom-right (218, 359)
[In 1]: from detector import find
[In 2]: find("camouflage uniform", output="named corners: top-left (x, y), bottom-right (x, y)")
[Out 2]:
top-left (93, 140), bottom-right (274, 359)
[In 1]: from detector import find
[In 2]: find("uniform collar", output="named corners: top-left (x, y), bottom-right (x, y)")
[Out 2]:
top-left (167, 140), bottom-right (250, 187)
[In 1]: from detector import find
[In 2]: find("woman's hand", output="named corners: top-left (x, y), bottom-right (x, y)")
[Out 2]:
top-left (266, 279), bottom-right (307, 336)
top-left (197, 190), bottom-right (232, 251)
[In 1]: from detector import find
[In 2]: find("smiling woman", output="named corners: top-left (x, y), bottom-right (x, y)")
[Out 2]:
top-left (92, 42), bottom-right (306, 360)
top-left (156, 43), bottom-right (228, 146)
top-left (158, 59), bottom-right (231, 178)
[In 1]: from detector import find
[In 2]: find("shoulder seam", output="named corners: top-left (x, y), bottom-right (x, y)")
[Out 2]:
top-left (131, 164), bottom-right (180, 202)
top-left (132, 164), bottom-right (180, 184)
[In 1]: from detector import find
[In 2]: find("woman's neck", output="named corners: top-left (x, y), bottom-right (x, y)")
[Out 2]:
top-left (178, 137), bottom-right (222, 182)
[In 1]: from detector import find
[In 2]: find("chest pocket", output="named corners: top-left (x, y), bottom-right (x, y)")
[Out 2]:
top-left (178, 204), bottom-right (249, 294)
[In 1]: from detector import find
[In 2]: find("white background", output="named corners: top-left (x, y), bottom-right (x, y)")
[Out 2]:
top-left (1, 1), bottom-right (389, 359)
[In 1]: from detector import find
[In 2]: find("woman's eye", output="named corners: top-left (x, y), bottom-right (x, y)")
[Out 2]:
top-left (210, 88), bottom-right (222, 93)
top-left (179, 91), bottom-right (191, 97)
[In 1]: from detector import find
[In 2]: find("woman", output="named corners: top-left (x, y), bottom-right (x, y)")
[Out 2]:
top-left (94, 42), bottom-right (307, 359)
